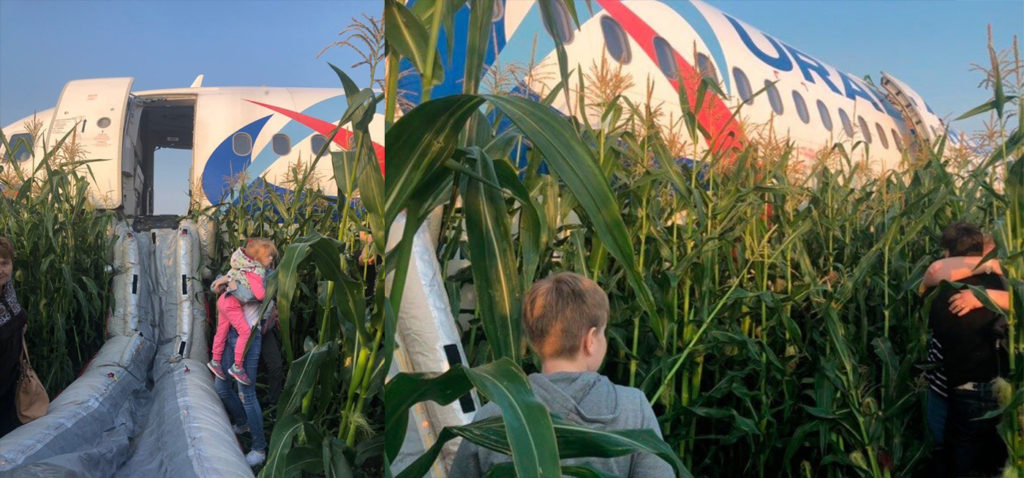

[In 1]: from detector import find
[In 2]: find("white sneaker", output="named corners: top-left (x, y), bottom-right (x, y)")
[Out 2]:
top-left (246, 449), bottom-right (266, 467)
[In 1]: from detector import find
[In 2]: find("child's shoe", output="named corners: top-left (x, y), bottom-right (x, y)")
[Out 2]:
top-left (228, 364), bottom-right (252, 386)
top-left (245, 449), bottom-right (266, 467)
top-left (207, 360), bottom-right (226, 380)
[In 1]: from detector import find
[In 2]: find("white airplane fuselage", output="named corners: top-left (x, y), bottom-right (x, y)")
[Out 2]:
top-left (400, 0), bottom-right (963, 174)
top-left (1, 77), bottom-right (384, 214)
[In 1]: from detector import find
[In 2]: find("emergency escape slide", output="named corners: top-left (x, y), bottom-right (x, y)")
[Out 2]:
top-left (0, 220), bottom-right (252, 477)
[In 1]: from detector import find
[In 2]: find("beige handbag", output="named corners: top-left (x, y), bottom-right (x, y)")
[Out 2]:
top-left (16, 336), bottom-right (48, 423)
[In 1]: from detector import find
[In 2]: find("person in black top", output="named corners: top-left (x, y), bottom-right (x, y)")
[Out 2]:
top-left (0, 236), bottom-right (28, 438)
top-left (925, 223), bottom-right (1008, 476)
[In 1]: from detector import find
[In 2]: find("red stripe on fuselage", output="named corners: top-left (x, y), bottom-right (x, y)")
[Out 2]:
top-left (595, 0), bottom-right (745, 161)
top-left (245, 99), bottom-right (385, 175)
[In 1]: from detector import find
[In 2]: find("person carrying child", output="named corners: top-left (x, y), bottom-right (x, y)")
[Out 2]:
top-left (450, 272), bottom-right (673, 477)
top-left (208, 238), bottom-right (278, 386)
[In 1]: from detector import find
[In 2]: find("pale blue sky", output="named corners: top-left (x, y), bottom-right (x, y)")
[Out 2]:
top-left (0, 0), bottom-right (381, 214)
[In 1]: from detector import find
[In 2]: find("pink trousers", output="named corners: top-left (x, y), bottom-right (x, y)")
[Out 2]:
top-left (211, 293), bottom-right (252, 365)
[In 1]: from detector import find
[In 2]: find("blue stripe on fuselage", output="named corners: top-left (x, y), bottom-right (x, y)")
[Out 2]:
top-left (663, 1), bottom-right (732, 95)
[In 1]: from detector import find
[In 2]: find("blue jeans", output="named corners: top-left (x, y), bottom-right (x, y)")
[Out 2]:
top-left (925, 388), bottom-right (947, 445)
top-left (214, 328), bottom-right (265, 451)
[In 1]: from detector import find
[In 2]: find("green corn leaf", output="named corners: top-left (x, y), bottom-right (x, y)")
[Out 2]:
top-left (386, 358), bottom-right (560, 477)
top-left (384, 0), bottom-right (444, 86)
top-left (278, 342), bottom-right (334, 417)
top-left (263, 414), bottom-right (307, 477)
top-left (482, 94), bottom-right (659, 334)
top-left (384, 94), bottom-right (484, 228)
top-left (462, 0), bottom-right (493, 95)
top-left (461, 147), bottom-right (522, 361)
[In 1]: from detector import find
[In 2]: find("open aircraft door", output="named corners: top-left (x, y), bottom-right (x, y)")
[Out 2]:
top-left (48, 77), bottom-right (134, 209)
top-left (880, 72), bottom-right (935, 146)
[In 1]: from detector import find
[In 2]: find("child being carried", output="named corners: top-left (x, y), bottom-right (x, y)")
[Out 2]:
top-left (207, 238), bottom-right (278, 385)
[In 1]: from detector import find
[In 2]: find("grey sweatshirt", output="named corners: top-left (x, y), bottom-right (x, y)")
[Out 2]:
top-left (449, 371), bottom-right (675, 477)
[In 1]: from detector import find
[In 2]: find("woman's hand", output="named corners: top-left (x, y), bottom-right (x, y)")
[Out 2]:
top-left (949, 290), bottom-right (983, 317)
top-left (211, 276), bottom-right (229, 294)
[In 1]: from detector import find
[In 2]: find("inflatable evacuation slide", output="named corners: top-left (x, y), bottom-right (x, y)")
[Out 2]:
top-left (0, 218), bottom-right (253, 477)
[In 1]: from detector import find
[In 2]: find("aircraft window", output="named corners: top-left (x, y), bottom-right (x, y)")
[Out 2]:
top-left (891, 129), bottom-right (903, 151)
top-left (733, 68), bottom-right (753, 104)
top-left (5, 133), bottom-right (32, 162)
top-left (653, 36), bottom-right (679, 79)
top-left (272, 134), bottom-right (291, 156)
top-left (311, 134), bottom-right (328, 155)
top-left (543, 0), bottom-right (575, 44)
top-left (816, 100), bottom-right (832, 131)
top-left (232, 132), bottom-right (252, 156)
top-left (838, 109), bottom-right (853, 137)
top-left (600, 16), bottom-right (631, 64)
top-left (492, 0), bottom-right (504, 22)
top-left (875, 123), bottom-right (889, 149)
top-left (696, 53), bottom-right (718, 84)
top-left (765, 80), bottom-right (783, 115)
top-left (792, 90), bottom-right (809, 124)
top-left (97, 117), bottom-right (112, 129)
top-left (858, 116), bottom-right (872, 143)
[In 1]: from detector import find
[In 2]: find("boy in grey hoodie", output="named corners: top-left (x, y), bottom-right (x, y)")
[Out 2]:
top-left (449, 272), bottom-right (674, 477)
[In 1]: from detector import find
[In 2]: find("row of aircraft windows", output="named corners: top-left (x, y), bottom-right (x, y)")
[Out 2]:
top-left (732, 67), bottom-right (901, 150)
top-left (232, 133), bottom-right (330, 157)
top-left (595, 14), bottom-right (905, 152)
top-left (4, 132), bottom-right (331, 162)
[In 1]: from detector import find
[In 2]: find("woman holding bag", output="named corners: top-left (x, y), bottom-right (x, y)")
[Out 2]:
top-left (0, 236), bottom-right (29, 437)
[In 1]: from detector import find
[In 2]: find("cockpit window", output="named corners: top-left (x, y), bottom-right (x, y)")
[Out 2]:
top-left (600, 16), bottom-right (631, 64)
top-left (5, 133), bottom-right (33, 162)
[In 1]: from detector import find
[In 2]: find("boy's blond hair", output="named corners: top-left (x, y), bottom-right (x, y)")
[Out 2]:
top-left (245, 238), bottom-right (279, 263)
top-left (522, 272), bottom-right (608, 359)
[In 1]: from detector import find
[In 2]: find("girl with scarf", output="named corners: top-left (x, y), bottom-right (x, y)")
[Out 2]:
top-left (0, 237), bottom-right (27, 437)
top-left (207, 238), bottom-right (278, 386)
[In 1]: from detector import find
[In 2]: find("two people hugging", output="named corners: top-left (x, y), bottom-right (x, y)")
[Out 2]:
top-left (208, 237), bottom-right (279, 467)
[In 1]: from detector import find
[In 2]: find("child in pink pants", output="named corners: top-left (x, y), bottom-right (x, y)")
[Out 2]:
top-left (208, 238), bottom-right (278, 385)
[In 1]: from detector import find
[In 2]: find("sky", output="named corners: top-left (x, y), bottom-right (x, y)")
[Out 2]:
top-left (0, 0), bottom-right (381, 214)
top-left (1, 1), bottom-right (1022, 213)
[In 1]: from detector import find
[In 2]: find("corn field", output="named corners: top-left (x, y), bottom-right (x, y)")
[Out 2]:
top-left (384, 0), bottom-right (1024, 476)
top-left (0, 32), bottom-right (386, 476)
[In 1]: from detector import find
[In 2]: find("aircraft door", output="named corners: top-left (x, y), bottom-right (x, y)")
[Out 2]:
top-left (48, 77), bottom-right (134, 209)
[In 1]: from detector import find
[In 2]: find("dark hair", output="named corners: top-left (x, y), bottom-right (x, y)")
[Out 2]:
top-left (940, 222), bottom-right (984, 257)
top-left (0, 237), bottom-right (12, 261)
